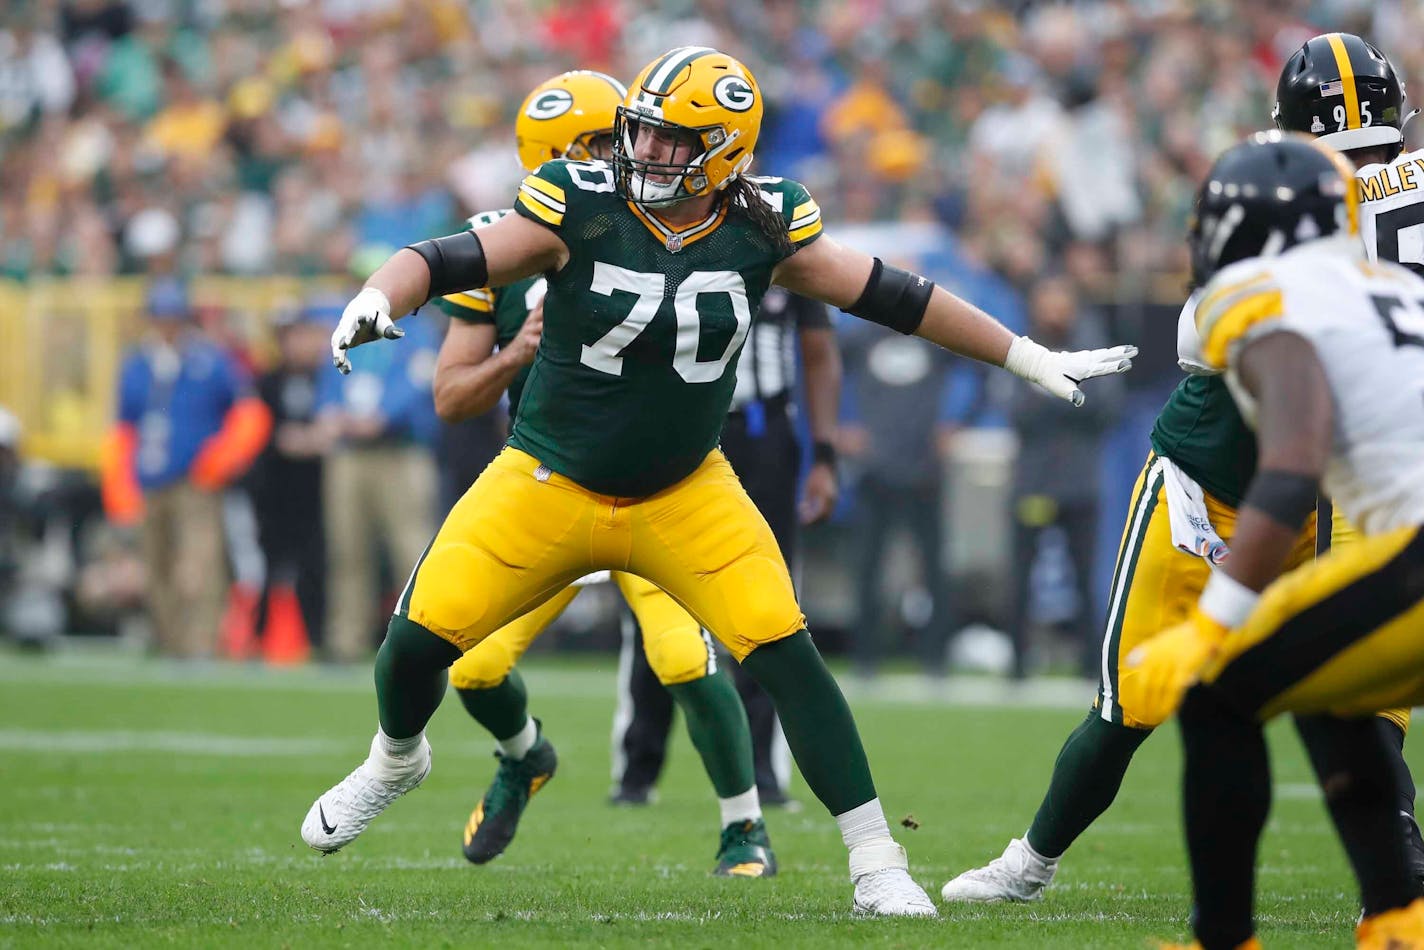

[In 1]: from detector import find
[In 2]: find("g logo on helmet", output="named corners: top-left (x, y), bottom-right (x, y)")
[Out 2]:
top-left (713, 76), bottom-right (755, 113)
top-left (526, 89), bottom-right (574, 120)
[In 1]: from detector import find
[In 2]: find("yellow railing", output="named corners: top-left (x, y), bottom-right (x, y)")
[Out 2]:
top-left (0, 276), bottom-right (352, 471)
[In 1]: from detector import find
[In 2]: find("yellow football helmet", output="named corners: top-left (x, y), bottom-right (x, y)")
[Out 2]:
top-left (613, 47), bottom-right (762, 207)
top-left (515, 70), bottom-right (627, 173)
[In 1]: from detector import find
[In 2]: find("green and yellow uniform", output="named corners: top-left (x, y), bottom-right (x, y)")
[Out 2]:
top-left (1102, 371), bottom-right (1320, 729)
top-left (509, 162), bottom-right (820, 496)
top-left (434, 211), bottom-right (708, 690)
top-left (404, 160), bottom-right (823, 662)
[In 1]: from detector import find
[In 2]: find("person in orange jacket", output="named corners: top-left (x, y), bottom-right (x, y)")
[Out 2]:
top-left (101, 277), bottom-right (272, 658)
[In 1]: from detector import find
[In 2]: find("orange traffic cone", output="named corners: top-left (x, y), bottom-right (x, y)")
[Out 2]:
top-left (261, 583), bottom-right (311, 665)
top-left (219, 582), bottom-right (261, 660)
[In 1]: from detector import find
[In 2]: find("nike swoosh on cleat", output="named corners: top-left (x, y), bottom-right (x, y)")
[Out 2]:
top-left (319, 803), bottom-right (338, 835)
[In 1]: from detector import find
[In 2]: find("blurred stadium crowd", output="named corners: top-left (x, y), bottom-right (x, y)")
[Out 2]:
top-left (1, 0), bottom-right (1421, 672)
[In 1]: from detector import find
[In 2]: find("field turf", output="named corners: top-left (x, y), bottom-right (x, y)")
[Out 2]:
top-left (0, 650), bottom-right (1385, 947)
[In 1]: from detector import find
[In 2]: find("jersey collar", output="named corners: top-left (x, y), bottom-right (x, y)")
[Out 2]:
top-left (626, 199), bottom-right (727, 253)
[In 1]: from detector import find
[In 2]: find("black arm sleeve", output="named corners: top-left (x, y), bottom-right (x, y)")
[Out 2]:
top-left (846, 258), bottom-right (935, 335)
top-left (405, 230), bottom-right (489, 302)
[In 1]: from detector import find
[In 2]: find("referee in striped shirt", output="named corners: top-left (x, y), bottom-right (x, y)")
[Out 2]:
top-left (610, 287), bottom-right (843, 806)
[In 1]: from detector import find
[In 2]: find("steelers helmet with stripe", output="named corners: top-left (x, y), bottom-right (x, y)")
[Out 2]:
top-left (1188, 131), bottom-right (1359, 288)
top-left (613, 47), bottom-right (762, 207)
top-left (1273, 33), bottom-right (1416, 159)
top-left (515, 70), bottom-right (627, 172)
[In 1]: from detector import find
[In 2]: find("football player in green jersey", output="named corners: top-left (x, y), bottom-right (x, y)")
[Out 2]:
top-left (431, 69), bottom-right (779, 878)
top-left (941, 32), bottom-right (1424, 909)
top-left (307, 46), bottom-right (1133, 916)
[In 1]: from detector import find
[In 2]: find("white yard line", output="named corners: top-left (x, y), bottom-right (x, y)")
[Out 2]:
top-left (0, 653), bottom-right (1097, 710)
top-left (0, 729), bottom-right (331, 757)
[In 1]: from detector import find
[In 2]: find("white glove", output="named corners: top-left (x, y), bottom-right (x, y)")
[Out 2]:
top-left (330, 287), bottom-right (404, 375)
top-left (1004, 336), bottom-right (1137, 407)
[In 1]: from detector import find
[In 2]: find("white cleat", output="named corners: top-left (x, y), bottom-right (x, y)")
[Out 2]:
top-left (853, 867), bottom-right (939, 917)
top-left (848, 840), bottom-right (938, 917)
top-left (300, 737), bottom-right (431, 854)
top-left (940, 837), bottom-right (1058, 903)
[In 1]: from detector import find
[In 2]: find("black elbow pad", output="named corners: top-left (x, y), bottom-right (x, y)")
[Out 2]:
top-left (1242, 469), bottom-right (1319, 532)
top-left (847, 258), bottom-right (934, 335)
top-left (406, 230), bottom-right (489, 302)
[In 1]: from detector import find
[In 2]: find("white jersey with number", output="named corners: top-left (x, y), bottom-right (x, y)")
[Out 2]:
top-left (1355, 147), bottom-right (1424, 277)
top-left (1178, 150), bottom-right (1424, 374)
top-left (1193, 235), bottom-right (1424, 536)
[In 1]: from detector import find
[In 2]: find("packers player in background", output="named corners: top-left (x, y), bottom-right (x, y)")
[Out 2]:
top-left (942, 32), bottom-right (1424, 906)
top-left (1128, 132), bottom-right (1424, 950)
top-left (430, 69), bottom-right (778, 877)
top-left (306, 46), bottom-right (1133, 915)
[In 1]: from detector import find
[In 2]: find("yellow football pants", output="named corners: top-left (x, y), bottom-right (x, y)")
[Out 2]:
top-left (447, 573), bottom-right (709, 690)
top-left (1203, 524), bottom-right (1424, 721)
top-left (1328, 506), bottom-right (1410, 732)
top-left (1099, 453), bottom-right (1317, 728)
top-left (400, 447), bottom-right (803, 662)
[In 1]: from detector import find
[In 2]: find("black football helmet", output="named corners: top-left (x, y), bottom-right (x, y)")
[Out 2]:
top-left (1188, 131), bottom-right (1358, 287)
top-left (1273, 33), bottom-right (1416, 160)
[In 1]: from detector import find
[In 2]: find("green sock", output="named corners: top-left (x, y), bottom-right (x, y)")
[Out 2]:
top-left (375, 615), bottom-right (463, 739)
top-left (455, 669), bottom-right (531, 742)
top-left (667, 671), bottom-right (755, 799)
top-left (740, 630), bottom-right (875, 814)
top-left (1025, 712), bottom-right (1150, 858)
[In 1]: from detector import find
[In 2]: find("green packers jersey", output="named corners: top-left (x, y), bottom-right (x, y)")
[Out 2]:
top-left (1148, 373), bottom-right (1258, 506)
top-left (433, 209), bottom-right (545, 411)
top-left (509, 160), bottom-right (823, 496)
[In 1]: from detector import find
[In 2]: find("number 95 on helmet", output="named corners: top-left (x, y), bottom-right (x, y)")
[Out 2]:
top-left (1273, 32), bottom-right (1418, 160)
top-left (613, 47), bottom-right (762, 208)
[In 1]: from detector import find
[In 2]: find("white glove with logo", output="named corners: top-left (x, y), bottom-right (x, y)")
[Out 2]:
top-left (331, 287), bottom-right (404, 375)
top-left (1004, 336), bottom-right (1137, 406)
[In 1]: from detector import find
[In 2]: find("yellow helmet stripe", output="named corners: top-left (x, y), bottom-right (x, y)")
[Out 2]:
top-left (1325, 33), bottom-right (1361, 130)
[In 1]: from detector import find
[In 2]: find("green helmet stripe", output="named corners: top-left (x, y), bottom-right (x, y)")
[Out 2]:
top-left (644, 47), bottom-right (716, 107)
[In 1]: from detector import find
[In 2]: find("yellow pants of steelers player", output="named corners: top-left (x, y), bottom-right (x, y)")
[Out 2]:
top-left (1200, 524), bottom-right (1424, 721)
top-left (447, 572), bottom-right (711, 690)
top-left (399, 447), bottom-right (804, 664)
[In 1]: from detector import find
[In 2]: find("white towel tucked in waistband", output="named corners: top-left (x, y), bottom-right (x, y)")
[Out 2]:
top-left (1161, 457), bottom-right (1230, 565)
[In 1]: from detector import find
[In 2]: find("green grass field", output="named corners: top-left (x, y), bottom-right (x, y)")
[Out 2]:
top-left (0, 650), bottom-right (1387, 947)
